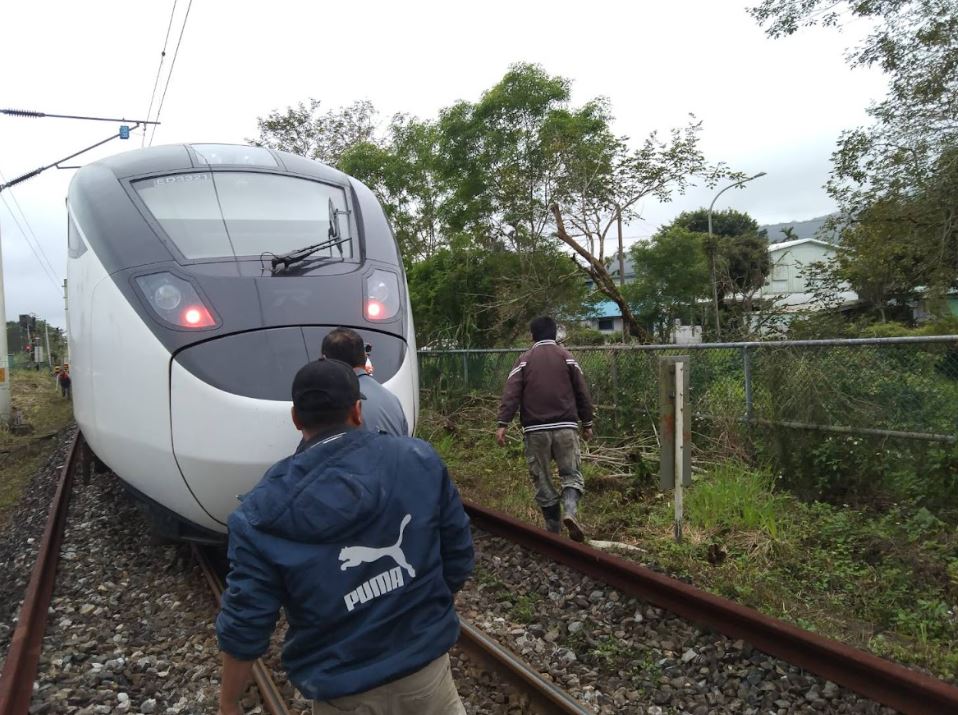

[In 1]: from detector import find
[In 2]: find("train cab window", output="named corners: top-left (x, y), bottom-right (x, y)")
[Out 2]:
top-left (134, 172), bottom-right (352, 261)
top-left (67, 216), bottom-right (88, 258)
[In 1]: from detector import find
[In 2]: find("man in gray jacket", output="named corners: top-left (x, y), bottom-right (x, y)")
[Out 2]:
top-left (496, 316), bottom-right (594, 541)
top-left (322, 327), bottom-right (409, 436)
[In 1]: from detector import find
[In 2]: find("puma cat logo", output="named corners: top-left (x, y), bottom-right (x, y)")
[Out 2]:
top-left (339, 514), bottom-right (416, 578)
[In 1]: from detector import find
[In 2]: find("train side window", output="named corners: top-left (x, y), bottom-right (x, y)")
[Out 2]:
top-left (68, 217), bottom-right (88, 258)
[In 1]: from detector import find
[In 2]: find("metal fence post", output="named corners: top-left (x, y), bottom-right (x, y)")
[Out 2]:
top-left (674, 360), bottom-right (686, 543)
top-left (462, 353), bottom-right (469, 390)
top-left (743, 346), bottom-right (754, 422)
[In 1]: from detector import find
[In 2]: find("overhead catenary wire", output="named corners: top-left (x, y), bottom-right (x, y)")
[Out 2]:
top-left (148, 0), bottom-right (193, 148)
top-left (0, 169), bottom-right (60, 283)
top-left (0, 191), bottom-right (62, 293)
top-left (142, 0), bottom-right (180, 147)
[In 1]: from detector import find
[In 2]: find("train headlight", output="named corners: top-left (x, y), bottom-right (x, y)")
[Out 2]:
top-left (135, 272), bottom-right (219, 330)
top-left (365, 269), bottom-right (400, 321)
top-left (154, 283), bottom-right (182, 311)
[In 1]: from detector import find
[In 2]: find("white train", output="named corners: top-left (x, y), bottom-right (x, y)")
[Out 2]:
top-left (66, 143), bottom-right (418, 541)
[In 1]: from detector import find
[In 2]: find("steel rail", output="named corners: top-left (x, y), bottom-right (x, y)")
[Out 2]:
top-left (464, 500), bottom-right (958, 715)
top-left (0, 431), bottom-right (81, 715)
top-left (193, 546), bottom-right (291, 715)
top-left (457, 619), bottom-right (590, 714)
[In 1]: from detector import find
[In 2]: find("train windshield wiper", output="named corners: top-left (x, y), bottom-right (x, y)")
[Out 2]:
top-left (270, 235), bottom-right (350, 274)
top-left (271, 197), bottom-right (352, 274)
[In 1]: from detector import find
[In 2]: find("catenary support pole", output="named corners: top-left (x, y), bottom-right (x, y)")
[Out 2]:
top-left (0, 226), bottom-right (10, 423)
top-left (44, 322), bottom-right (51, 367)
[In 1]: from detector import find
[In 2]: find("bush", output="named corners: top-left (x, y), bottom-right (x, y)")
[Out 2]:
top-left (562, 325), bottom-right (606, 346)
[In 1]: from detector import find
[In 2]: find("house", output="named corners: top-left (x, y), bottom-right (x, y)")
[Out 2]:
top-left (758, 238), bottom-right (858, 310)
top-left (585, 299), bottom-right (625, 334)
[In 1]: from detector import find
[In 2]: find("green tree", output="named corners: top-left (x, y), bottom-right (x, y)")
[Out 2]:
top-left (660, 209), bottom-right (771, 337)
top-left (624, 228), bottom-right (710, 342)
top-left (550, 116), bottom-right (736, 341)
top-left (340, 115), bottom-right (448, 264)
top-left (250, 99), bottom-right (378, 166)
top-left (751, 0), bottom-right (958, 304)
top-left (408, 244), bottom-right (585, 348)
top-left (436, 63), bottom-right (571, 251)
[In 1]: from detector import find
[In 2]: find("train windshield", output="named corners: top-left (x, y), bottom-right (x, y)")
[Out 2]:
top-left (133, 172), bottom-right (352, 261)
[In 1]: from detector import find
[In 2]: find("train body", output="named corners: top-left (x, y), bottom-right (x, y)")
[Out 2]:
top-left (66, 144), bottom-right (418, 540)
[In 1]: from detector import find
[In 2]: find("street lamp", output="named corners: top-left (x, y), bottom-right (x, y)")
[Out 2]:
top-left (707, 172), bottom-right (767, 340)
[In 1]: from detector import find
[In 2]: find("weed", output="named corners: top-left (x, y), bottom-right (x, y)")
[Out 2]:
top-left (509, 593), bottom-right (540, 623)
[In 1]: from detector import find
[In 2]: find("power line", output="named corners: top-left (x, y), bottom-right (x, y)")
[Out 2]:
top-left (148, 0), bottom-right (193, 147)
top-left (0, 176), bottom-right (59, 282)
top-left (142, 0), bottom-right (179, 147)
top-left (0, 188), bottom-right (61, 293)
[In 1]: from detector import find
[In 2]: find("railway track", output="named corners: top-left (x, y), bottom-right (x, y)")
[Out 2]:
top-left (0, 432), bottom-right (80, 715)
top-left (464, 500), bottom-right (958, 715)
top-left (4, 430), bottom-right (957, 714)
top-left (0, 431), bottom-right (589, 714)
top-left (195, 543), bottom-right (591, 714)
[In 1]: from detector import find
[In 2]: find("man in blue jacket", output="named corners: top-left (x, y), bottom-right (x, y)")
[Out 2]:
top-left (216, 358), bottom-right (474, 715)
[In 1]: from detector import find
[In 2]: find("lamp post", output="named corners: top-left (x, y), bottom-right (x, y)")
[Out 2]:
top-left (707, 172), bottom-right (766, 340)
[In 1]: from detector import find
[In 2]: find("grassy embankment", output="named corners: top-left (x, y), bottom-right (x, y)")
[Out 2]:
top-left (418, 399), bottom-right (958, 683)
top-left (0, 370), bottom-right (75, 524)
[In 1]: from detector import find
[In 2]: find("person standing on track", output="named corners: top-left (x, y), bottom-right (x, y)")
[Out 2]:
top-left (216, 358), bottom-right (474, 715)
top-left (321, 327), bottom-right (409, 436)
top-left (495, 316), bottom-right (594, 541)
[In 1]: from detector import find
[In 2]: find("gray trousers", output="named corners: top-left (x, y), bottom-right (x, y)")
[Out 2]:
top-left (523, 428), bottom-right (585, 508)
top-left (312, 654), bottom-right (465, 715)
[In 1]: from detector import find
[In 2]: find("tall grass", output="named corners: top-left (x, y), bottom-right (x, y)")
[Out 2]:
top-left (686, 463), bottom-right (789, 539)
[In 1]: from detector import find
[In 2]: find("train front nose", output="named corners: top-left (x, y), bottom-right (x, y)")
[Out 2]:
top-left (169, 327), bottom-right (413, 524)
top-left (170, 328), bottom-right (306, 524)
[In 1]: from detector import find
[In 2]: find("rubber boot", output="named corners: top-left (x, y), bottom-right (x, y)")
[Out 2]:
top-left (541, 504), bottom-right (561, 534)
top-left (562, 487), bottom-right (585, 542)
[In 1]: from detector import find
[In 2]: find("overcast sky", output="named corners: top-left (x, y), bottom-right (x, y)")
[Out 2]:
top-left (0, 0), bottom-right (886, 328)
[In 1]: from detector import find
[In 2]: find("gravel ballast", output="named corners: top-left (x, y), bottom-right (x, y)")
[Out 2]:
top-left (5, 445), bottom-right (909, 713)
top-left (459, 529), bottom-right (900, 714)
top-left (0, 429), bottom-right (76, 663)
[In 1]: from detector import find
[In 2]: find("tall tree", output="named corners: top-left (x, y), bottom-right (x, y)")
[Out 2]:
top-left (549, 119), bottom-right (738, 340)
top-left (340, 115), bottom-right (448, 264)
top-left (751, 0), bottom-right (958, 303)
top-left (437, 63), bottom-right (571, 251)
top-left (660, 209), bottom-right (771, 337)
top-left (250, 99), bottom-right (379, 166)
top-left (624, 227), bottom-right (710, 342)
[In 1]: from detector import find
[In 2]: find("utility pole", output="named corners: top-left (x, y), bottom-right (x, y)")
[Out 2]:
top-left (0, 225), bottom-right (10, 423)
top-left (707, 172), bottom-right (767, 341)
top-left (616, 205), bottom-right (625, 288)
top-left (44, 321), bottom-right (51, 367)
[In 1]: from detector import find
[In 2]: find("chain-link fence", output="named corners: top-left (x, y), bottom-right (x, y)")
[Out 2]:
top-left (419, 336), bottom-right (958, 443)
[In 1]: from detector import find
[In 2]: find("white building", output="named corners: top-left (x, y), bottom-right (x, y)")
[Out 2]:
top-left (759, 238), bottom-right (858, 310)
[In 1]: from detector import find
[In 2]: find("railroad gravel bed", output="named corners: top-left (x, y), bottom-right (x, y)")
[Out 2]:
top-left (23, 470), bottom-right (524, 714)
top-left (459, 529), bottom-right (900, 715)
top-left (29, 469), bottom-right (229, 714)
top-left (0, 428), bottom-right (76, 663)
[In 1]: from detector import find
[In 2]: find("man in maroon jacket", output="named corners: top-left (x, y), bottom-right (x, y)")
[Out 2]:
top-left (495, 316), bottom-right (594, 541)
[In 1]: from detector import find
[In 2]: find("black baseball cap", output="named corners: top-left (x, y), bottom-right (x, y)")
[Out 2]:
top-left (291, 358), bottom-right (366, 415)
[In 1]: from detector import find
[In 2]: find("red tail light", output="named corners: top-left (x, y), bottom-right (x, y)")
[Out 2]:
top-left (180, 305), bottom-right (216, 328)
top-left (364, 270), bottom-right (400, 321)
top-left (135, 272), bottom-right (220, 330)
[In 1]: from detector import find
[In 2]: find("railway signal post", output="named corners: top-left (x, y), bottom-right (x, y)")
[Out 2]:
top-left (658, 356), bottom-right (690, 542)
